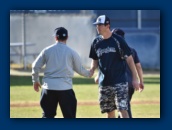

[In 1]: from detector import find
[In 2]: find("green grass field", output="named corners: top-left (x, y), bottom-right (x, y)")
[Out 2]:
top-left (10, 73), bottom-right (160, 118)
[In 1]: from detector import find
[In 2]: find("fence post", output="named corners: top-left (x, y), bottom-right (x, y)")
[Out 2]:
top-left (137, 10), bottom-right (142, 29)
top-left (22, 11), bottom-right (27, 70)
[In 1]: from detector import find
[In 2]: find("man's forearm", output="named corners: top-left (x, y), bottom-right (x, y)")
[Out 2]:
top-left (32, 72), bottom-right (40, 83)
top-left (126, 56), bottom-right (138, 80)
top-left (126, 56), bottom-right (140, 90)
top-left (91, 60), bottom-right (98, 71)
top-left (136, 63), bottom-right (144, 83)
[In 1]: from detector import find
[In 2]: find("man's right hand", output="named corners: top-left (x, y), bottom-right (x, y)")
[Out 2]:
top-left (94, 74), bottom-right (99, 84)
top-left (33, 82), bottom-right (41, 92)
top-left (89, 69), bottom-right (94, 78)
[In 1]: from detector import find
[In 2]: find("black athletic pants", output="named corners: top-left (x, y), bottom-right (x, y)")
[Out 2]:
top-left (40, 88), bottom-right (77, 118)
top-left (117, 83), bottom-right (134, 118)
top-left (128, 83), bottom-right (135, 118)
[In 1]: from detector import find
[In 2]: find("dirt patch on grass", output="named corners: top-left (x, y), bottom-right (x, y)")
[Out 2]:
top-left (10, 68), bottom-right (160, 76)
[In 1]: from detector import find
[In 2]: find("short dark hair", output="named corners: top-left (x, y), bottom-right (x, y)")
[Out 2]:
top-left (54, 27), bottom-right (68, 40)
top-left (112, 28), bottom-right (125, 38)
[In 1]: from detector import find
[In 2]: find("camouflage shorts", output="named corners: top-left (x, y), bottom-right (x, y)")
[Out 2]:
top-left (99, 82), bottom-right (128, 113)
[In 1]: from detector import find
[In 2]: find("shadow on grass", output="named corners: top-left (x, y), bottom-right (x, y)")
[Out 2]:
top-left (144, 77), bottom-right (160, 84)
top-left (10, 75), bottom-right (160, 87)
top-left (10, 75), bottom-right (95, 86)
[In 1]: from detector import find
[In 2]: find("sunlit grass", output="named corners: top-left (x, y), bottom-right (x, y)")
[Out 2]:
top-left (10, 74), bottom-right (160, 118)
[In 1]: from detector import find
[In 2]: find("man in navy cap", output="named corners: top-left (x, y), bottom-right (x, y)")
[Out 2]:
top-left (112, 28), bottom-right (144, 118)
top-left (89, 15), bottom-right (139, 118)
top-left (32, 27), bottom-right (93, 118)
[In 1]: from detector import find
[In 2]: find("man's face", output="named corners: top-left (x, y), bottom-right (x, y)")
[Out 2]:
top-left (96, 24), bottom-right (108, 35)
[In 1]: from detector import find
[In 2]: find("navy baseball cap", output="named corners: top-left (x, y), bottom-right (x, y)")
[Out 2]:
top-left (93, 15), bottom-right (110, 25)
top-left (53, 27), bottom-right (68, 39)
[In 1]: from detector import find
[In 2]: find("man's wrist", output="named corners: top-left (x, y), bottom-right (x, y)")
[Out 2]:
top-left (33, 81), bottom-right (39, 84)
top-left (91, 67), bottom-right (96, 72)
